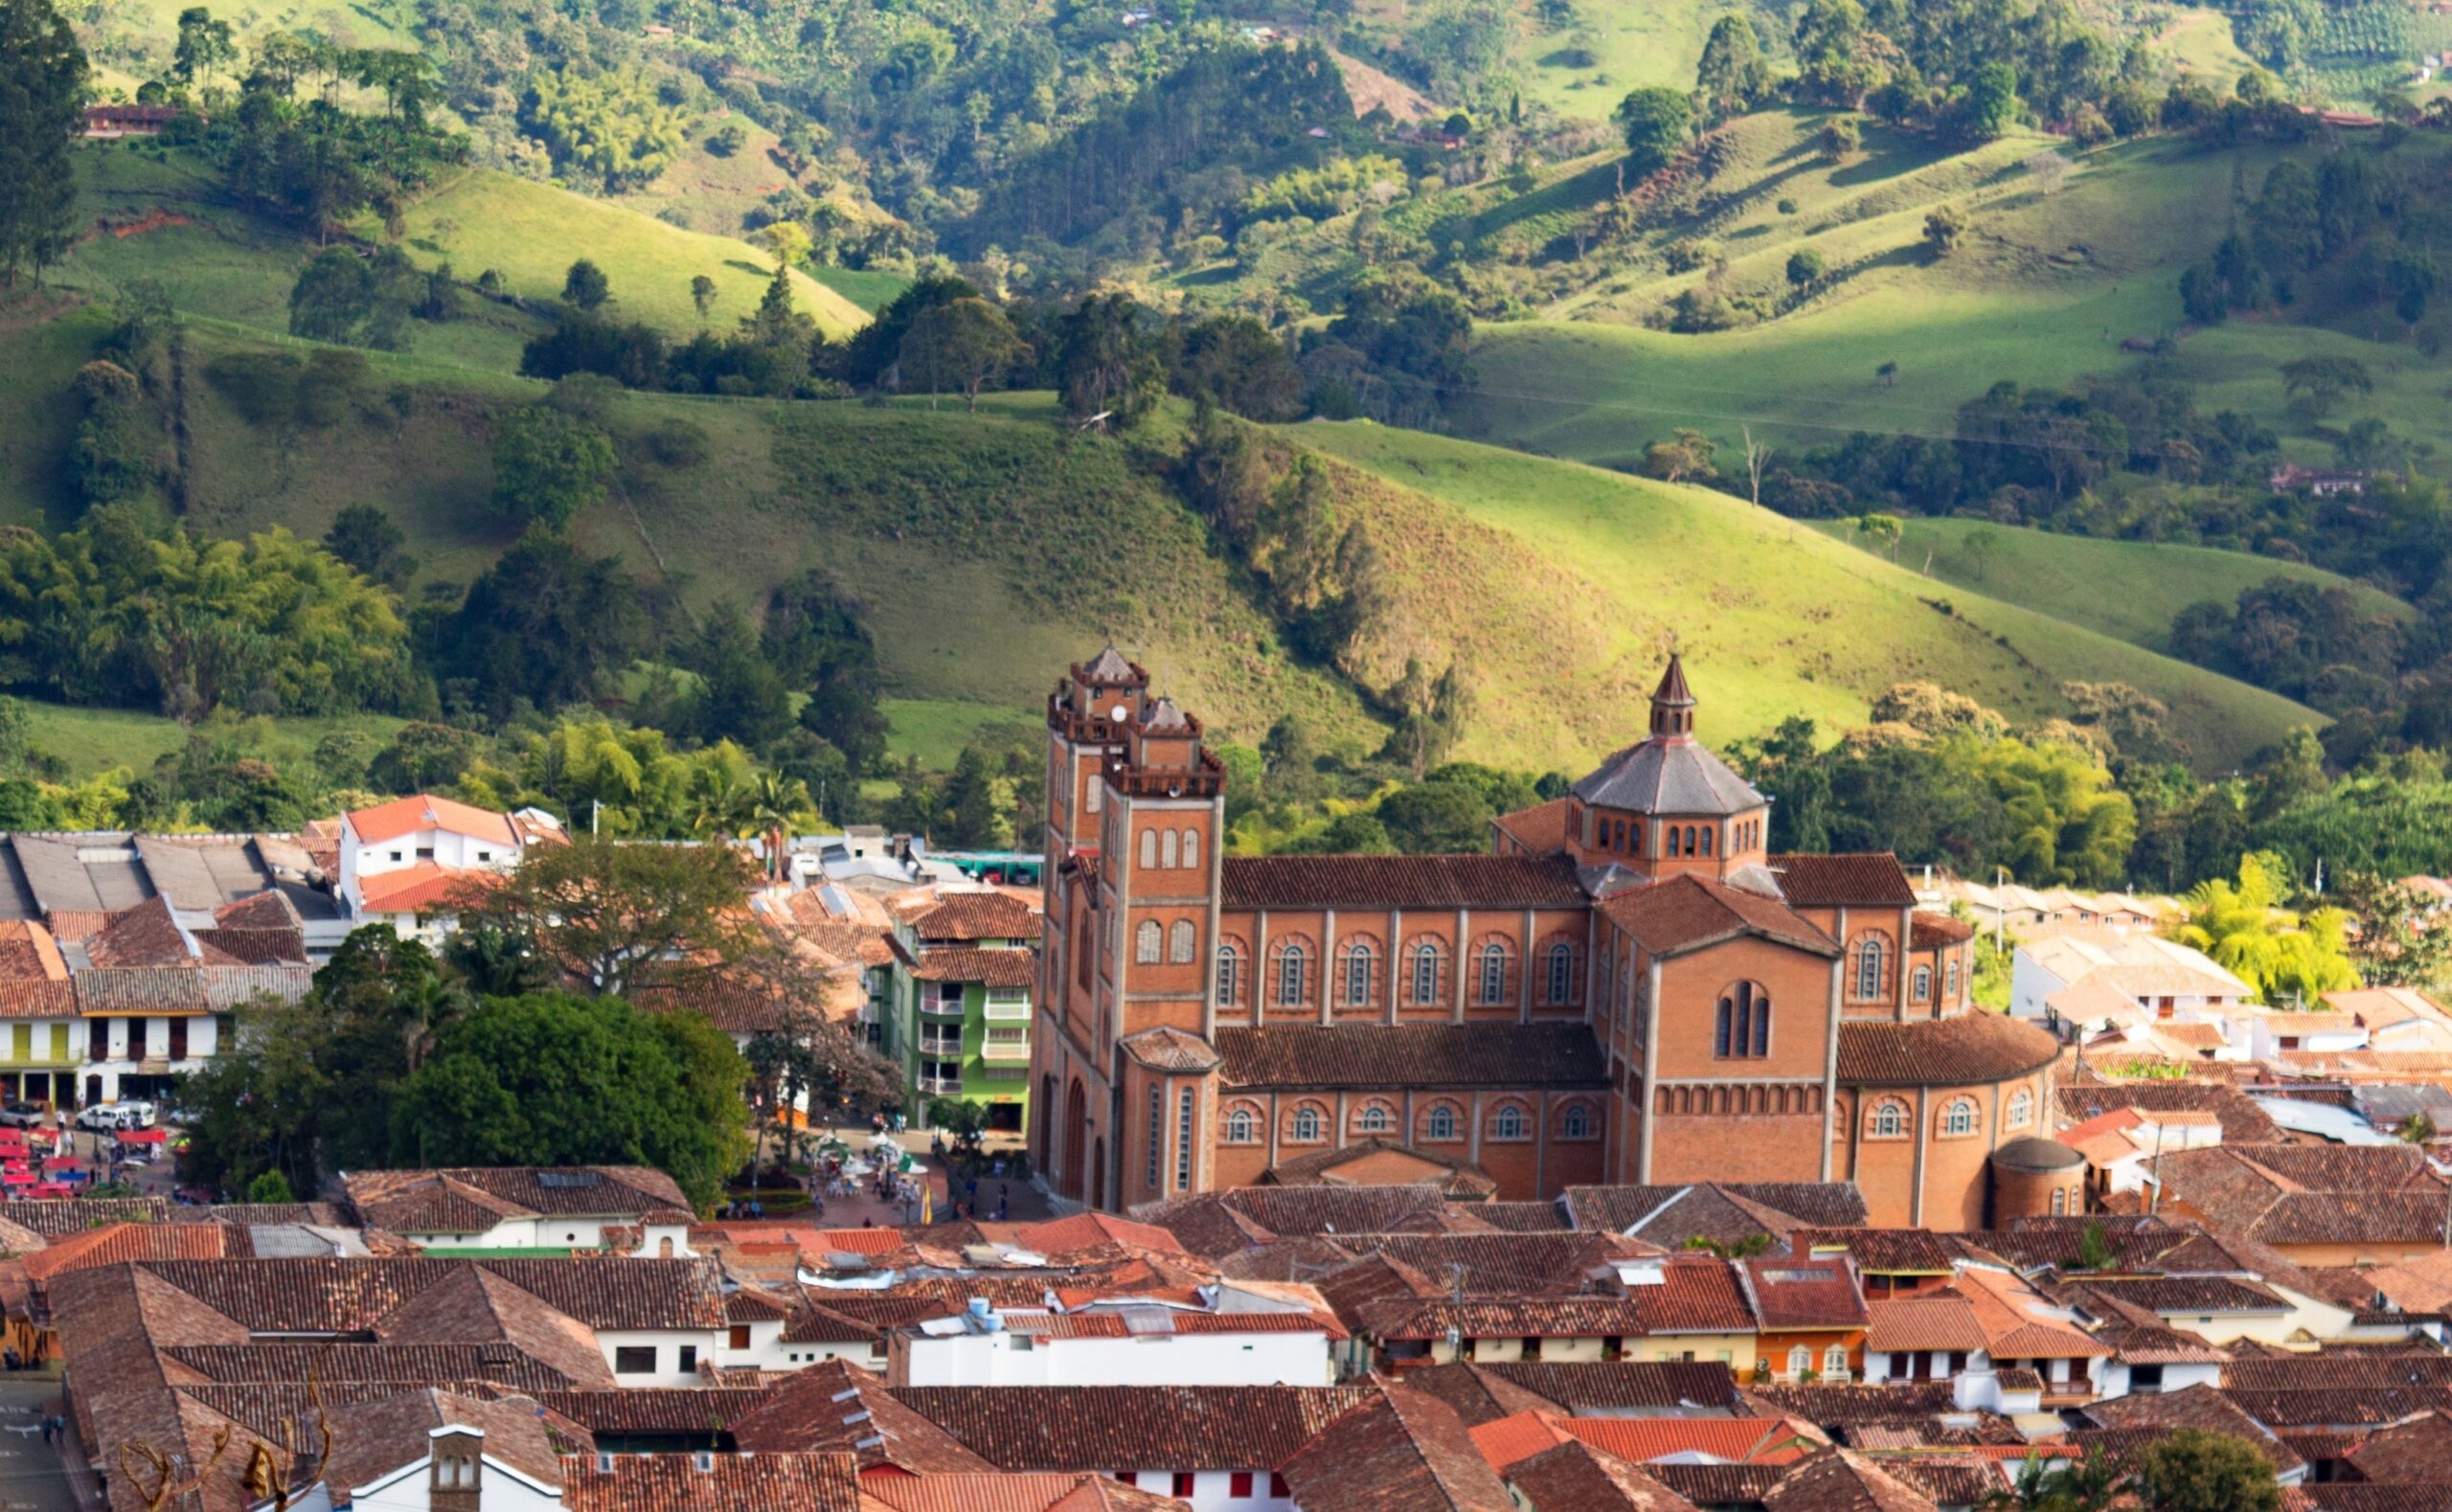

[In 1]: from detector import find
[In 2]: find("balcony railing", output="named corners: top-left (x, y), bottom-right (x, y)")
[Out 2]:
top-left (918, 995), bottom-right (967, 1018)
top-left (917, 1035), bottom-right (965, 1058)
top-left (981, 1036), bottom-right (1031, 1061)
top-left (917, 1075), bottom-right (964, 1095)
top-left (982, 998), bottom-right (1032, 1021)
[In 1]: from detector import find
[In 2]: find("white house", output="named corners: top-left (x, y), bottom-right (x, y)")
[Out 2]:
top-left (888, 1294), bottom-right (1337, 1388)
top-left (257, 1393), bottom-right (569, 1512)
top-left (338, 795), bottom-right (560, 926)
top-left (2011, 934), bottom-right (2255, 1024)
top-left (341, 1167), bottom-right (696, 1256)
top-left (2228, 1004), bottom-right (2369, 1063)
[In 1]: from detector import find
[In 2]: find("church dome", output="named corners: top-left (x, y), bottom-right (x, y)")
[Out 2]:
top-left (1570, 657), bottom-right (1764, 817)
top-left (1991, 1136), bottom-right (2086, 1173)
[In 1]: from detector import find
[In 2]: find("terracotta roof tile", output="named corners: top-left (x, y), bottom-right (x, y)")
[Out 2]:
top-left (1768, 856), bottom-right (1918, 910)
top-left (897, 1385), bottom-right (1377, 1472)
top-left (1910, 913), bottom-right (1973, 948)
top-left (1491, 798), bottom-right (1575, 858)
top-left (865, 1472), bottom-right (1194, 1512)
top-left (163, 1343), bottom-right (577, 1393)
top-left (1280, 1384), bottom-right (1516, 1512)
top-left (1602, 875), bottom-right (1837, 959)
top-left (2082, 1383), bottom-right (2304, 1474)
top-left (1499, 1439), bottom-right (1703, 1512)
top-left (1760, 1449), bottom-right (1939, 1512)
top-left (562, 1451), bottom-right (860, 1512)
top-left (1567, 1185), bottom-right (1870, 1238)
top-left (1215, 1021), bottom-right (1605, 1092)
top-left (1835, 1014), bottom-right (2059, 1086)
top-left (1221, 855), bottom-right (1587, 911)
top-left (906, 892), bottom-right (1039, 941)
top-left (347, 795), bottom-right (518, 847)
top-left (1738, 1259), bottom-right (1868, 1330)
top-left (1466, 1362), bottom-right (1743, 1413)
top-left (725, 1362), bottom-right (993, 1473)
top-left (907, 947), bottom-right (1034, 987)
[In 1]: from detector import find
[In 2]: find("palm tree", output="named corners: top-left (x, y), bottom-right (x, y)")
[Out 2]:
top-left (2171, 854), bottom-right (2360, 1005)
top-left (689, 764), bottom-right (760, 841)
top-left (749, 771), bottom-right (817, 883)
top-left (1986, 1448), bottom-right (2122, 1512)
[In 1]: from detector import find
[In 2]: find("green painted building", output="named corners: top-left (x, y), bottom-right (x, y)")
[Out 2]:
top-left (882, 891), bottom-right (1037, 1132)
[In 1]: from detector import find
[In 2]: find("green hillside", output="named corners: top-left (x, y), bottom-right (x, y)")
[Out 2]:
top-left (53, 146), bottom-right (863, 373)
top-left (1820, 519), bottom-right (2416, 656)
top-left (1449, 121), bottom-right (2452, 467)
top-left (1289, 421), bottom-right (2322, 771)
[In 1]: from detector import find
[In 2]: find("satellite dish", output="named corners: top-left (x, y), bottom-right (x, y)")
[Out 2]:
top-left (1110, 703), bottom-right (1129, 721)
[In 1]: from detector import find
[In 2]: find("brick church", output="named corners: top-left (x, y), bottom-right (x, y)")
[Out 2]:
top-left (1028, 649), bottom-right (2070, 1231)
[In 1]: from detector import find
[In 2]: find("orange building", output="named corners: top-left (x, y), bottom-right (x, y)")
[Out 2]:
top-left (1029, 650), bottom-right (2064, 1228)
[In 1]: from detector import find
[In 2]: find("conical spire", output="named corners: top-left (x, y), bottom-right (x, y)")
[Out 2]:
top-left (1648, 654), bottom-right (1695, 737)
top-left (1081, 645), bottom-right (1135, 683)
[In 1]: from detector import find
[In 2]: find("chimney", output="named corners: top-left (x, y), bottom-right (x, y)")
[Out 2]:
top-left (428, 1427), bottom-right (485, 1512)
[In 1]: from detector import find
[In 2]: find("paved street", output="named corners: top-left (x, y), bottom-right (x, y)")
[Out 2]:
top-left (0, 1378), bottom-right (80, 1512)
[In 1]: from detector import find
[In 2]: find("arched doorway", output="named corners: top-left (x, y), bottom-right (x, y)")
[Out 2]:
top-left (1063, 1079), bottom-right (1088, 1200)
top-left (1090, 1137), bottom-right (1105, 1210)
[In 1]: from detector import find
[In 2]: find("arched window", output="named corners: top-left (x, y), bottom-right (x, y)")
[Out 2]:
top-left (1291, 1105), bottom-right (1324, 1142)
top-left (1139, 830), bottom-right (1157, 869)
top-left (1182, 829), bottom-right (1201, 870)
top-left (1491, 1103), bottom-right (1528, 1140)
top-left (1825, 1344), bottom-right (1849, 1378)
top-left (1276, 943), bottom-right (1309, 1007)
top-left (1224, 1107), bottom-right (1258, 1144)
top-left (1944, 959), bottom-right (1960, 1002)
top-left (1161, 830), bottom-right (1179, 868)
top-left (2007, 1088), bottom-right (2033, 1130)
top-left (1854, 934), bottom-right (1888, 1000)
top-left (1545, 943), bottom-right (1576, 1004)
top-left (1169, 919), bottom-right (1196, 963)
top-left (1343, 943), bottom-right (1375, 1007)
top-left (1477, 943), bottom-right (1510, 1005)
top-left (1942, 1097), bottom-right (1977, 1137)
top-left (1873, 1100), bottom-right (1907, 1139)
top-left (1135, 920), bottom-right (1162, 963)
top-left (1714, 982), bottom-right (1770, 1058)
top-left (1214, 943), bottom-right (1242, 1005)
top-left (1356, 1103), bottom-right (1393, 1135)
top-left (1788, 1344), bottom-right (1812, 1378)
top-left (1409, 942), bottom-right (1444, 1005)
top-left (1630, 819), bottom-right (1644, 852)
top-left (2051, 1186), bottom-right (2066, 1215)
top-left (1700, 826), bottom-right (1714, 856)
top-left (1913, 964), bottom-right (1933, 1002)
top-left (1147, 1084), bottom-right (1164, 1189)
top-left (1425, 1103), bottom-right (1459, 1141)
top-left (1560, 1103), bottom-right (1593, 1140)
top-left (1077, 914), bottom-right (1094, 989)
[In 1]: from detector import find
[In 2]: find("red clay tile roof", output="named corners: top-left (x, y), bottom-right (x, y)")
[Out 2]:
top-left (1835, 1013), bottom-right (2059, 1086)
top-left (896, 1385), bottom-right (1377, 1471)
top-left (190, 926), bottom-right (307, 964)
top-left (1491, 798), bottom-right (1575, 858)
top-left (907, 947), bottom-right (1034, 987)
top-left (1214, 1022), bottom-right (1606, 1092)
top-left (1491, 1439), bottom-right (1705, 1512)
top-left (2223, 1357), bottom-right (2452, 1391)
top-left (1263, 1138), bottom-right (1497, 1198)
top-left (163, 1342), bottom-right (577, 1393)
top-left (1791, 1229), bottom-right (1992, 1275)
top-left (24, 1222), bottom-right (240, 1279)
top-left (1568, 1185), bottom-right (1870, 1237)
top-left (866, 1472), bottom-right (1194, 1512)
top-left (348, 795), bottom-right (518, 847)
top-left (725, 1362), bottom-right (993, 1472)
top-left (1768, 856), bottom-right (1918, 910)
top-left (1221, 855), bottom-right (1588, 910)
top-left (561, 1450), bottom-right (861, 1512)
top-left (1651, 1463), bottom-right (1792, 1504)
top-left (907, 892), bottom-right (1039, 940)
top-left (1602, 875), bottom-right (1837, 959)
top-left (2226, 1387), bottom-right (2452, 1429)
top-left (2341, 1410), bottom-right (2452, 1484)
top-left (84, 897), bottom-right (198, 968)
top-left (1621, 1256), bottom-right (1758, 1334)
top-left (1865, 1296), bottom-right (1989, 1355)
top-left (212, 891), bottom-right (302, 930)
top-left (1910, 912), bottom-right (1974, 948)
top-left (1358, 1297), bottom-right (1650, 1341)
top-left (538, 1388), bottom-right (778, 1433)
top-left (1738, 1258), bottom-right (1868, 1331)
top-left (1760, 1449), bottom-right (1940, 1512)
top-left (1280, 1383), bottom-right (1516, 1512)
top-left (2082, 1384), bottom-right (2304, 1475)
top-left (1465, 1362), bottom-right (1744, 1414)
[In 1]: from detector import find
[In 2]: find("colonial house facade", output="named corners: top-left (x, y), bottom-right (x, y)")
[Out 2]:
top-left (1029, 649), bottom-right (2066, 1230)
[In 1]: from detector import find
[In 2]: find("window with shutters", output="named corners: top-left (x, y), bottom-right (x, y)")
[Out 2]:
top-left (1176, 1088), bottom-right (1194, 1189)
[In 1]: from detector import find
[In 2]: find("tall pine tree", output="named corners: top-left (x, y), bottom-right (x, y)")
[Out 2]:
top-left (0, 0), bottom-right (87, 285)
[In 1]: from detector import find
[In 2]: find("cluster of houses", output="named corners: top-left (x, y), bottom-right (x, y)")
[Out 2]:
top-left (33, 1124), bottom-right (2452, 1512)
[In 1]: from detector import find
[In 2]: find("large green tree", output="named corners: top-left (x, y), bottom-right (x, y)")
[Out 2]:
top-left (0, 0), bottom-right (87, 285)
top-left (1694, 14), bottom-right (1771, 121)
top-left (391, 992), bottom-right (751, 1207)
top-left (2172, 853), bottom-right (2360, 1004)
top-left (443, 833), bottom-right (771, 999)
top-left (489, 405), bottom-right (616, 530)
top-left (2132, 1430), bottom-right (2281, 1512)
top-left (1614, 86), bottom-right (1694, 177)
top-left (897, 296), bottom-right (1029, 411)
